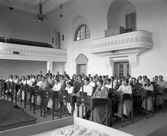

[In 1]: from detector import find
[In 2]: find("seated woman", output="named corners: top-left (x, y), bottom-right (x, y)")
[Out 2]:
top-left (115, 79), bottom-right (132, 118)
top-left (90, 79), bottom-right (112, 126)
top-left (73, 77), bottom-right (93, 117)
top-left (65, 81), bottom-right (74, 114)
top-left (105, 78), bottom-right (112, 89)
top-left (142, 78), bottom-right (154, 111)
top-left (47, 78), bottom-right (61, 109)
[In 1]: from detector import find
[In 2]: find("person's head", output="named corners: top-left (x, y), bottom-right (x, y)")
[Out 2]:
top-left (65, 74), bottom-right (70, 81)
top-left (14, 75), bottom-right (17, 79)
top-left (99, 76), bottom-right (102, 80)
top-left (72, 74), bottom-right (76, 79)
top-left (89, 77), bottom-right (93, 82)
top-left (55, 78), bottom-right (60, 84)
top-left (159, 75), bottom-right (163, 81)
top-left (96, 80), bottom-right (103, 88)
top-left (66, 81), bottom-right (73, 88)
top-left (106, 78), bottom-right (111, 84)
top-left (110, 76), bottom-right (114, 81)
top-left (40, 71), bottom-right (42, 75)
top-left (41, 76), bottom-right (46, 82)
top-left (22, 76), bottom-right (25, 80)
top-left (132, 77), bottom-right (136, 82)
top-left (10, 75), bottom-right (13, 79)
top-left (48, 70), bottom-right (50, 73)
top-left (38, 75), bottom-right (41, 81)
top-left (84, 77), bottom-right (90, 85)
top-left (122, 79), bottom-right (129, 86)
top-left (102, 75), bottom-right (106, 80)
top-left (115, 76), bottom-right (118, 80)
top-left (127, 75), bottom-right (131, 79)
top-left (138, 76), bottom-right (142, 80)
top-left (154, 75), bottom-right (158, 80)
top-left (27, 75), bottom-right (30, 80)
top-left (78, 75), bottom-right (82, 81)
top-left (145, 78), bottom-right (150, 84)
top-left (143, 75), bottom-right (147, 80)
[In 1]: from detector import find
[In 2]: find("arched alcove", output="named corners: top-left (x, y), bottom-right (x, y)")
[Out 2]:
top-left (107, 0), bottom-right (136, 31)
top-left (72, 15), bottom-right (90, 41)
top-left (75, 53), bottom-right (88, 75)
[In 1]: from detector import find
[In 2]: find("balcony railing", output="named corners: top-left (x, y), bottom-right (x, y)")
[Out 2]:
top-left (0, 42), bottom-right (67, 62)
top-left (91, 30), bottom-right (153, 57)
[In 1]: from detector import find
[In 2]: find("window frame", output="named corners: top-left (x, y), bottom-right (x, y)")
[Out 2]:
top-left (75, 24), bottom-right (90, 41)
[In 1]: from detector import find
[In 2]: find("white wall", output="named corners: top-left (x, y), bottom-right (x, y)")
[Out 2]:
top-left (0, 5), bottom-right (50, 43)
top-left (0, 59), bottom-right (47, 79)
top-left (129, 0), bottom-right (167, 80)
top-left (52, 62), bottom-right (65, 75)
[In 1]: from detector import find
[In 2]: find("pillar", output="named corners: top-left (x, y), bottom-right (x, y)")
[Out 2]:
top-left (47, 61), bottom-right (53, 73)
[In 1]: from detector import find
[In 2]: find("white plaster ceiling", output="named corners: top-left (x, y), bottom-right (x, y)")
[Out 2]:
top-left (0, 0), bottom-right (72, 14)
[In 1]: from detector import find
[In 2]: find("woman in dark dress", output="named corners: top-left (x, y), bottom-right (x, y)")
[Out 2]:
top-left (90, 79), bottom-right (112, 126)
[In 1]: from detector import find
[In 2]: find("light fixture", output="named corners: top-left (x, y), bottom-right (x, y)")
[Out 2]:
top-left (34, 0), bottom-right (47, 22)
top-left (59, 4), bottom-right (63, 18)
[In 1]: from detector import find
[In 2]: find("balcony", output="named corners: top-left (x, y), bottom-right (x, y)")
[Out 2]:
top-left (91, 30), bottom-right (153, 66)
top-left (0, 42), bottom-right (67, 62)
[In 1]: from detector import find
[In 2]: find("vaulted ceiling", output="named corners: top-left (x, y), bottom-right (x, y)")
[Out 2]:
top-left (0, 0), bottom-right (72, 14)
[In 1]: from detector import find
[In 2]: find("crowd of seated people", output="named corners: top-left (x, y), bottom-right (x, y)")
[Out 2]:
top-left (1, 71), bottom-right (167, 126)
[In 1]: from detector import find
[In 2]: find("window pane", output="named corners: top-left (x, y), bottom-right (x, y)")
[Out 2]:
top-left (75, 25), bottom-right (90, 41)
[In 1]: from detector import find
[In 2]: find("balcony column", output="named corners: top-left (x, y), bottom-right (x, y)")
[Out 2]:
top-left (47, 61), bottom-right (53, 73)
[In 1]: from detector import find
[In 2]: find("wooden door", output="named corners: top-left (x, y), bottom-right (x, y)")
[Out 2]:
top-left (114, 62), bottom-right (130, 78)
top-left (77, 64), bottom-right (86, 75)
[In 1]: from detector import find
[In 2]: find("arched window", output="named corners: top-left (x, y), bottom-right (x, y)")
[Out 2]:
top-left (75, 25), bottom-right (90, 41)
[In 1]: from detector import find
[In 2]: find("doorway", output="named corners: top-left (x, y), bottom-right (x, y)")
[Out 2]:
top-left (114, 62), bottom-right (130, 78)
top-left (75, 53), bottom-right (88, 75)
top-left (77, 64), bottom-right (86, 75)
top-left (126, 12), bottom-right (136, 31)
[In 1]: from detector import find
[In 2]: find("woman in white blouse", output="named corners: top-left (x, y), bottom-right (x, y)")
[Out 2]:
top-left (73, 77), bottom-right (93, 117)
top-left (65, 81), bottom-right (74, 114)
top-left (115, 79), bottom-right (132, 117)
top-left (105, 78), bottom-right (112, 89)
top-left (47, 78), bottom-right (62, 109)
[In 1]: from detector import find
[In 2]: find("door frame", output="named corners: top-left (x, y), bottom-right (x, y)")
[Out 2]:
top-left (125, 12), bottom-right (136, 31)
top-left (114, 61), bottom-right (130, 78)
top-left (76, 64), bottom-right (87, 75)
top-left (75, 53), bottom-right (88, 75)
top-left (112, 57), bottom-right (131, 77)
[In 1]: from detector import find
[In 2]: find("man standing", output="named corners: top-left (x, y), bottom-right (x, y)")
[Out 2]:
top-left (156, 75), bottom-right (167, 106)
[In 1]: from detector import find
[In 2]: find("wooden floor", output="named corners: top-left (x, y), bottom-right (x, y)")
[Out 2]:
top-left (2, 98), bottom-right (167, 136)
